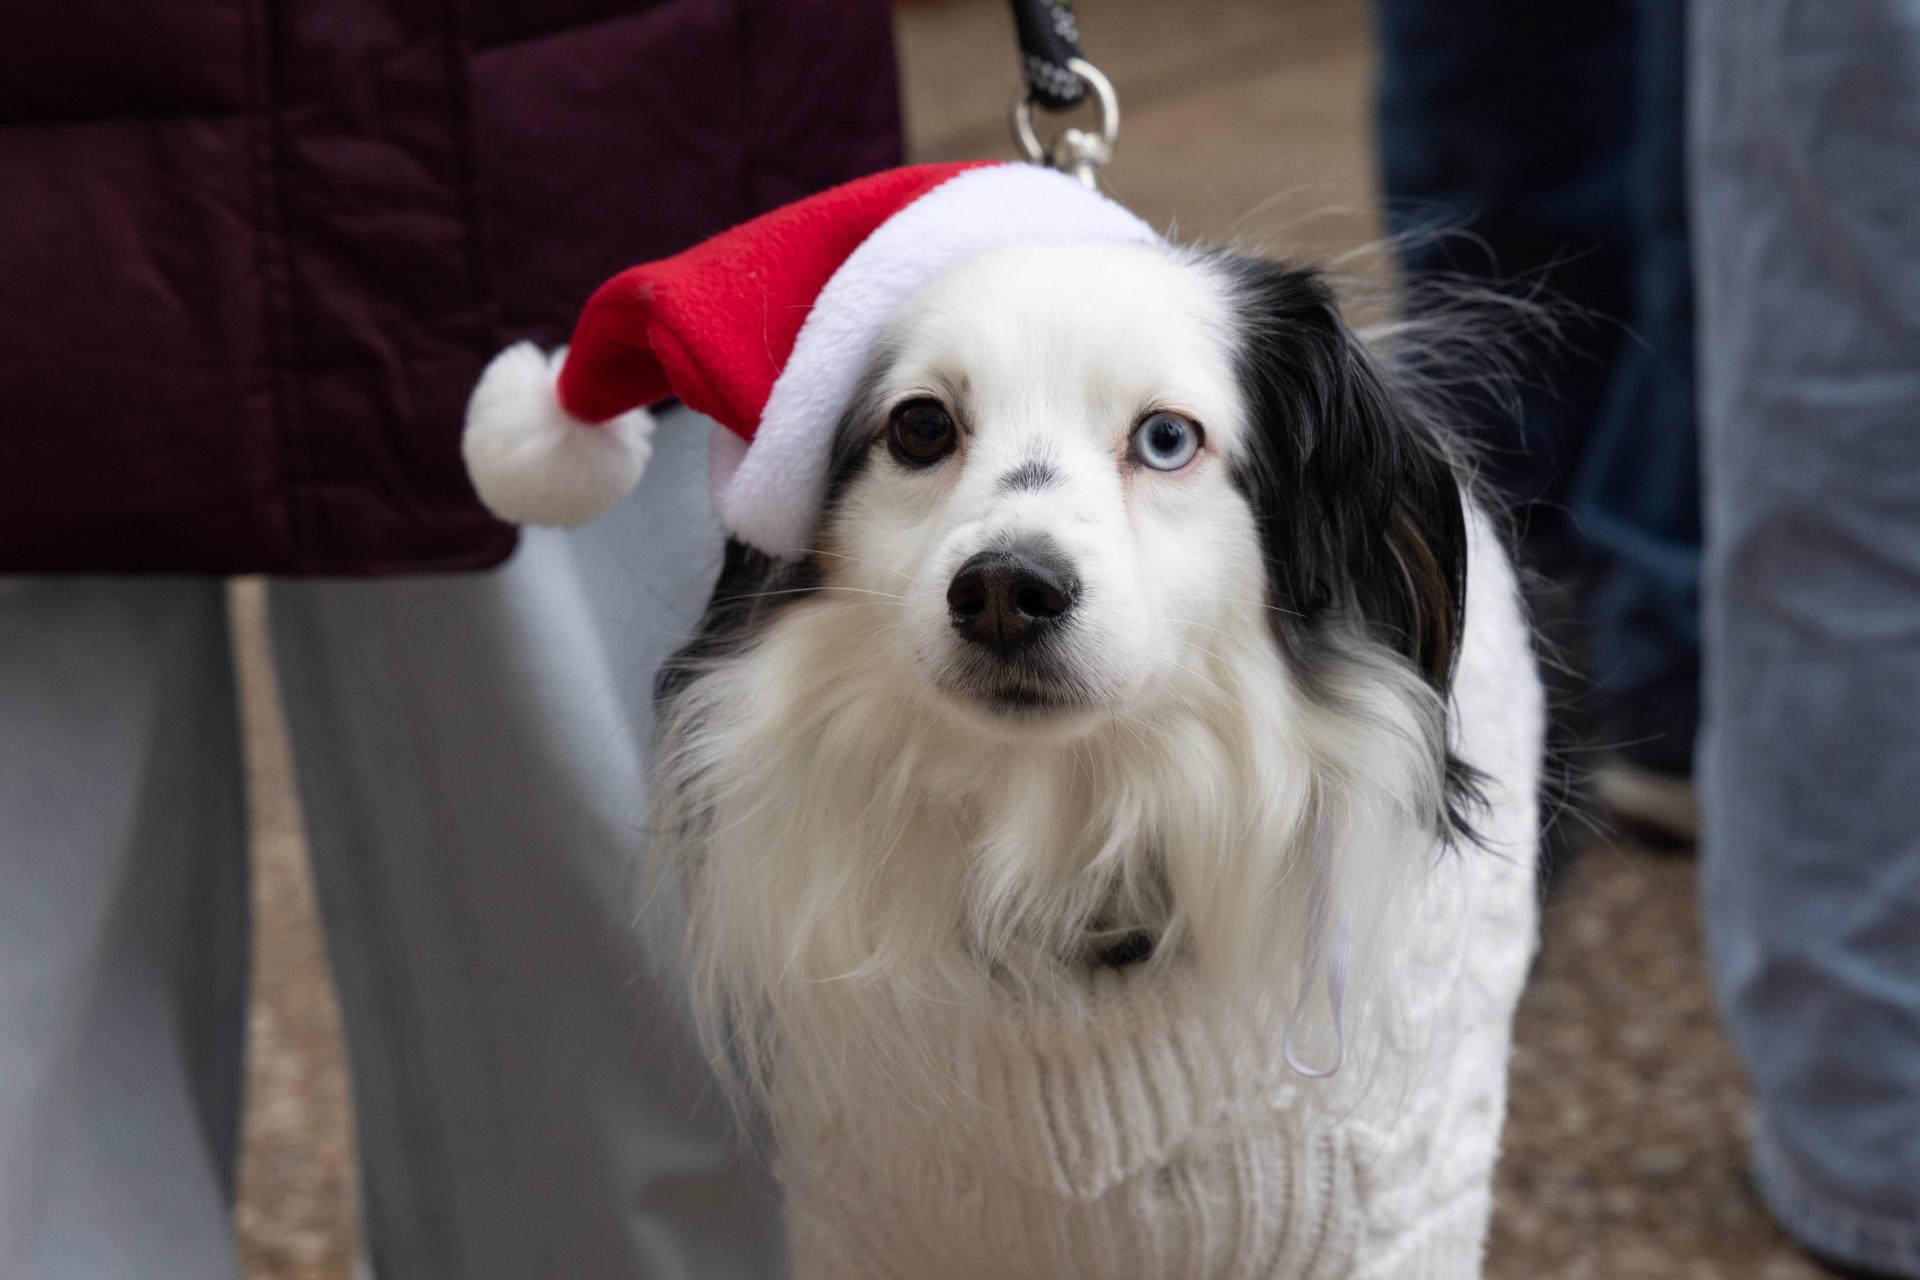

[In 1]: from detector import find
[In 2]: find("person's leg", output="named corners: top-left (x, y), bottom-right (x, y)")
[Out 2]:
top-left (1576, 0), bottom-right (1705, 825)
top-left (1377, 0), bottom-right (1706, 856)
top-left (0, 579), bottom-right (249, 1280)
top-left (1694, 2), bottom-right (1920, 1274)
top-left (1375, 0), bottom-right (1638, 555)
top-left (268, 409), bottom-right (781, 1280)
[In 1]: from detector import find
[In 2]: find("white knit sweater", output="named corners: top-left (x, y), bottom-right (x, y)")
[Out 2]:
top-left (774, 520), bottom-right (1543, 1280)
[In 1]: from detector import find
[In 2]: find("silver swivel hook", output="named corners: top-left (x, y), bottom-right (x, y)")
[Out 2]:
top-left (1011, 56), bottom-right (1120, 188)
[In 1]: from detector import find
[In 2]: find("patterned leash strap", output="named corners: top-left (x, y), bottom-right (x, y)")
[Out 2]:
top-left (1007, 0), bottom-right (1119, 187)
top-left (1010, 0), bottom-right (1089, 110)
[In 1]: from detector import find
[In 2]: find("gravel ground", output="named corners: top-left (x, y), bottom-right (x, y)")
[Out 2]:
top-left (232, 3), bottom-right (1838, 1275)
top-left (232, 584), bottom-right (361, 1280)
top-left (1493, 846), bottom-right (1827, 1280)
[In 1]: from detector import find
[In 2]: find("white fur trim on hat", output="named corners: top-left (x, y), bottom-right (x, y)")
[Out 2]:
top-left (716, 164), bottom-right (1159, 558)
top-left (462, 342), bottom-right (655, 527)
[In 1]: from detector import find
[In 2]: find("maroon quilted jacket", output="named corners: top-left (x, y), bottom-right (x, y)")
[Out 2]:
top-left (0, 0), bottom-right (901, 574)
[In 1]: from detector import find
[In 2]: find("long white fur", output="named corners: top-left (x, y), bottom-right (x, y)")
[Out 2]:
top-left (653, 243), bottom-right (1462, 1132)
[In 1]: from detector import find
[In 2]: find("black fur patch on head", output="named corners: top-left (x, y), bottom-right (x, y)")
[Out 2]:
top-left (656, 352), bottom-right (899, 717)
top-left (1210, 251), bottom-right (1482, 839)
top-left (998, 457), bottom-right (1061, 493)
top-left (653, 539), bottom-right (819, 712)
top-left (819, 346), bottom-right (907, 516)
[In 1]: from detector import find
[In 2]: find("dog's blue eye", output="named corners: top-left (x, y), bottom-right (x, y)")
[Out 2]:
top-left (888, 398), bottom-right (958, 466)
top-left (1131, 412), bottom-right (1201, 471)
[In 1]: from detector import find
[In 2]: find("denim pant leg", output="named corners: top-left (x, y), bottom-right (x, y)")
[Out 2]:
top-left (1376, 0), bottom-right (1637, 547)
top-left (1377, 0), bottom-right (1702, 761)
top-left (1693, 2), bottom-right (1920, 1273)
top-left (1570, 0), bottom-right (1703, 769)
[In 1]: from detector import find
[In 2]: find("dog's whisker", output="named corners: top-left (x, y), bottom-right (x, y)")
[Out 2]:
top-left (1209, 593), bottom-right (1309, 620)
top-left (1161, 658), bottom-right (1233, 704)
top-left (1166, 614), bottom-right (1243, 641)
top-left (801, 546), bottom-right (916, 583)
top-left (728, 585), bottom-right (909, 604)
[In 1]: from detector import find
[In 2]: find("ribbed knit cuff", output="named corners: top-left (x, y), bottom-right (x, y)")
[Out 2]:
top-left (1752, 1120), bottom-right (1920, 1278)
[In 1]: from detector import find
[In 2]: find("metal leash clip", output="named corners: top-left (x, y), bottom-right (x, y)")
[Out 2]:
top-left (1011, 55), bottom-right (1120, 189)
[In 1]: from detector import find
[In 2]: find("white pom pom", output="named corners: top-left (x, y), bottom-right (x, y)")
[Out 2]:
top-left (462, 342), bottom-right (654, 527)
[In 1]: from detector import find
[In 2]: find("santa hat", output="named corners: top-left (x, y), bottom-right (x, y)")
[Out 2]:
top-left (462, 161), bottom-right (1158, 558)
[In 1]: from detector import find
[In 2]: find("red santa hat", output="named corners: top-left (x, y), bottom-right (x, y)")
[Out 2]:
top-left (462, 161), bottom-right (1158, 557)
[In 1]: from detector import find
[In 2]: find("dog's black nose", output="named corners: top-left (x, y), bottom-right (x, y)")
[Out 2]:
top-left (947, 543), bottom-right (1079, 653)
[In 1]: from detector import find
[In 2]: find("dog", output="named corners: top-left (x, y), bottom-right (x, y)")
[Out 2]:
top-left (649, 240), bottom-right (1543, 1279)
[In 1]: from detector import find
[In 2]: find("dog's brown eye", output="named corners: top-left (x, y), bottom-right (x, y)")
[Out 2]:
top-left (888, 398), bottom-right (958, 467)
top-left (1131, 411), bottom-right (1202, 471)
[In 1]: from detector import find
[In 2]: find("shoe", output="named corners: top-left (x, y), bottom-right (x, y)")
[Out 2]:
top-left (1592, 753), bottom-right (1697, 847)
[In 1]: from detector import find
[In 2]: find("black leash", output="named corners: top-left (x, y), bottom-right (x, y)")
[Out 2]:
top-left (1009, 0), bottom-right (1089, 111)
top-left (1006, 0), bottom-right (1119, 186)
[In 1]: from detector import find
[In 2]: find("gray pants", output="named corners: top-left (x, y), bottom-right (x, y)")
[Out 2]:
top-left (0, 414), bottom-right (782, 1279)
top-left (1694, 3), bottom-right (1920, 1274)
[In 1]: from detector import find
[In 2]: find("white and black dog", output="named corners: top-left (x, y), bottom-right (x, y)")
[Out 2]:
top-left (649, 242), bottom-right (1542, 1277)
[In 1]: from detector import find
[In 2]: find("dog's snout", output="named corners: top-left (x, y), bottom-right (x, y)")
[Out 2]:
top-left (947, 544), bottom-right (1079, 653)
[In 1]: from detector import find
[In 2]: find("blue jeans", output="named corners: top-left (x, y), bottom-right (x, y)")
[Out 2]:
top-left (1694, 2), bottom-right (1920, 1273)
top-left (1376, 0), bottom-right (1701, 771)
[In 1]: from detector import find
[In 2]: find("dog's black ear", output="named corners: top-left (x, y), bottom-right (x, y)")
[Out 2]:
top-left (1217, 254), bottom-right (1467, 692)
top-left (654, 539), bottom-right (819, 712)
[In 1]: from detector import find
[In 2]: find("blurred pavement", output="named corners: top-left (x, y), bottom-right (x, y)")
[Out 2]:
top-left (233, 2), bottom-right (1833, 1277)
